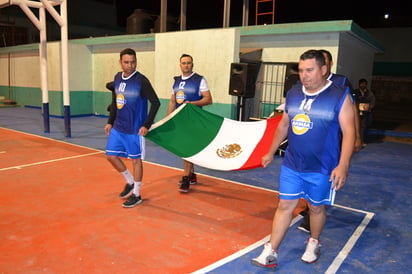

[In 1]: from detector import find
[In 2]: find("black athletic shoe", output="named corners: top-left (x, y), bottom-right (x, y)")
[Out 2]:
top-left (119, 183), bottom-right (134, 199)
top-left (178, 173), bottom-right (197, 185)
top-left (298, 213), bottom-right (310, 233)
top-left (179, 176), bottom-right (190, 193)
top-left (189, 173), bottom-right (197, 185)
top-left (122, 194), bottom-right (142, 208)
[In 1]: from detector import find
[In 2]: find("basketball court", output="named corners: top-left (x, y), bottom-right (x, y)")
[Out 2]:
top-left (2, 107), bottom-right (410, 273)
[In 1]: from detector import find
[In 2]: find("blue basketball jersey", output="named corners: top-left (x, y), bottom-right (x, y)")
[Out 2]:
top-left (172, 73), bottom-right (204, 108)
top-left (283, 81), bottom-right (350, 175)
top-left (113, 71), bottom-right (148, 134)
top-left (329, 73), bottom-right (350, 88)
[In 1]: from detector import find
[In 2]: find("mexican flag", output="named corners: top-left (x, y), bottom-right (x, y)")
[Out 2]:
top-left (146, 103), bottom-right (281, 171)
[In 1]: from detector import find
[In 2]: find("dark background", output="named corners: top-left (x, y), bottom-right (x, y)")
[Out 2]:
top-left (115, 0), bottom-right (412, 29)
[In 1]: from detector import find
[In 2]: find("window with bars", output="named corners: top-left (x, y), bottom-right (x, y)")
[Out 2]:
top-left (250, 62), bottom-right (298, 119)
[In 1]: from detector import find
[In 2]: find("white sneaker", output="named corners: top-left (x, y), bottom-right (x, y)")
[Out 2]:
top-left (251, 242), bottom-right (278, 268)
top-left (301, 237), bottom-right (321, 263)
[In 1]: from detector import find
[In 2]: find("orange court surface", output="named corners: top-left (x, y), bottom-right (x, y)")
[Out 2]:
top-left (0, 127), bottom-right (307, 273)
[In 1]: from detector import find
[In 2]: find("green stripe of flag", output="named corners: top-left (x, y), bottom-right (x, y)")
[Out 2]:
top-left (146, 104), bottom-right (224, 157)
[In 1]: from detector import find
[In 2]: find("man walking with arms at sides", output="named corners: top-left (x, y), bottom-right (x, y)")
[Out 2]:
top-left (104, 48), bottom-right (160, 208)
top-left (297, 49), bottom-right (362, 233)
top-left (166, 54), bottom-right (213, 193)
top-left (251, 50), bottom-right (355, 269)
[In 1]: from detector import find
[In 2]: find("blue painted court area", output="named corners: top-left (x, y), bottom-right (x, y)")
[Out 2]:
top-left (1, 107), bottom-right (411, 273)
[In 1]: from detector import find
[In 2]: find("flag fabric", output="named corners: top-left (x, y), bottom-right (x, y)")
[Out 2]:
top-left (146, 103), bottom-right (281, 171)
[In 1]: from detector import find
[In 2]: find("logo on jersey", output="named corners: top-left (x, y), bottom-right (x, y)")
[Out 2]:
top-left (176, 90), bottom-right (185, 104)
top-left (291, 113), bottom-right (313, 135)
top-left (116, 93), bottom-right (125, 109)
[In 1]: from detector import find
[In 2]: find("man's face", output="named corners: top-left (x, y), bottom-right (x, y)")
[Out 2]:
top-left (180, 56), bottom-right (193, 76)
top-left (359, 82), bottom-right (367, 90)
top-left (299, 58), bottom-right (327, 92)
top-left (120, 54), bottom-right (137, 77)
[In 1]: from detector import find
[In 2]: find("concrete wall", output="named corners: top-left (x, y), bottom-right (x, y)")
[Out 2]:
top-left (154, 28), bottom-right (239, 118)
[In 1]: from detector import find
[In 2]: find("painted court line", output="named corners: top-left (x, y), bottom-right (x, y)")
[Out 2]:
top-left (325, 206), bottom-right (375, 274)
top-left (192, 201), bottom-right (374, 273)
top-left (192, 215), bottom-right (304, 274)
top-left (148, 161), bottom-right (376, 273)
top-left (0, 127), bottom-right (102, 152)
top-left (1, 127), bottom-right (376, 273)
top-left (0, 151), bottom-right (104, 171)
top-left (0, 127), bottom-right (104, 171)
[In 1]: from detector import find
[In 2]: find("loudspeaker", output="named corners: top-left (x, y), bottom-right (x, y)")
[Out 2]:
top-left (229, 63), bottom-right (258, 98)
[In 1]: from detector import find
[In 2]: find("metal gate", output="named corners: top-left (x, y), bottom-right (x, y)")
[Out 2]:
top-left (247, 62), bottom-right (298, 120)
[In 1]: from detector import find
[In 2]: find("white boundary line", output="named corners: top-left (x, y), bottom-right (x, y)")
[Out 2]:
top-left (0, 127), bottom-right (102, 152)
top-left (0, 127), bottom-right (104, 172)
top-left (0, 151), bottom-right (103, 171)
top-left (1, 127), bottom-right (375, 273)
top-left (325, 211), bottom-right (375, 273)
top-left (191, 215), bottom-right (304, 274)
top-left (182, 172), bottom-right (375, 274)
top-left (192, 205), bottom-right (374, 274)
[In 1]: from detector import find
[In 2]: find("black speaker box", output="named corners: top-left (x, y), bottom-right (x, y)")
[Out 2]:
top-left (229, 63), bottom-right (258, 98)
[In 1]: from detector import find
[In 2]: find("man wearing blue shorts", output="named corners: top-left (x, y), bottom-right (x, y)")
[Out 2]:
top-left (252, 49), bottom-right (355, 269)
top-left (297, 49), bottom-right (362, 233)
top-left (104, 48), bottom-right (160, 208)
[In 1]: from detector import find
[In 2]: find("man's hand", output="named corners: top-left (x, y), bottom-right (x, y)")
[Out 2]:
top-left (138, 126), bottom-right (148, 136)
top-left (104, 124), bottom-right (112, 136)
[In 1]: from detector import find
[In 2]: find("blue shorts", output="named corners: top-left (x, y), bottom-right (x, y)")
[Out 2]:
top-left (279, 165), bottom-right (336, 206)
top-left (105, 128), bottom-right (145, 159)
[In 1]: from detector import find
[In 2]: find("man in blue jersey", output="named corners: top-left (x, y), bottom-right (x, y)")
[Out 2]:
top-left (297, 49), bottom-right (362, 233)
top-left (252, 50), bottom-right (355, 269)
top-left (166, 54), bottom-right (213, 193)
top-left (104, 48), bottom-right (160, 208)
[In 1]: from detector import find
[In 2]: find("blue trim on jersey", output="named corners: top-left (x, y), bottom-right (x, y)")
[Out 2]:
top-left (173, 73), bottom-right (203, 108)
top-left (329, 73), bottom-right (348, 87)
top-left (113, 71), bottom-right (148, 134)
top-left (283, 83), bottom-right (349, 175)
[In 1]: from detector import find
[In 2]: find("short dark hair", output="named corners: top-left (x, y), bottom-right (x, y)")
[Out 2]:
top-left (300, 49), bottom-right (326, 67)
top-left (319, 49), bottom-right (333, 62)
top-left (359, 78), bottom-right (367, 84)
top-left (180, 53), bottom-right (193, 61)
top-left (120, 48), bottom-right (136, 59)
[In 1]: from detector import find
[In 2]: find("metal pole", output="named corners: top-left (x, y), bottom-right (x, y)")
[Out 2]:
top-left (242, 0), bottom-right (249, 26)
top-left (39, 6), bottom-right (49, 133)
top-left (180, 0), bottom-right (186, 30)
top-left (160, 0), bottom-right (167, 32)
top-left (60, 0), bottom-right (71, 137)
top-left (223, 0), bottom-right (230, 28)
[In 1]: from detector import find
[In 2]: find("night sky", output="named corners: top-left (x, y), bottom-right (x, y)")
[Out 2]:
top-left (115, 0), bottom-right (412, 30)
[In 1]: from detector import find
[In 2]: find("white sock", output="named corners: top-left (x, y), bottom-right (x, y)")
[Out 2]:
top-left (133, 181), bottom-right (141, 196)
top-left (121, 169), bottom-right (133, 185)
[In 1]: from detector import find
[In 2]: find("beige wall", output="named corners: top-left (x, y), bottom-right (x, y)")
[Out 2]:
top-left (93, 51), bottom-right (156, 92)
top-left (0, 50), bottom-right (40, 87)
top-left (154, 28), bottom-right (239, 104)
top-left (69, 44), bottom-right (93, 91)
